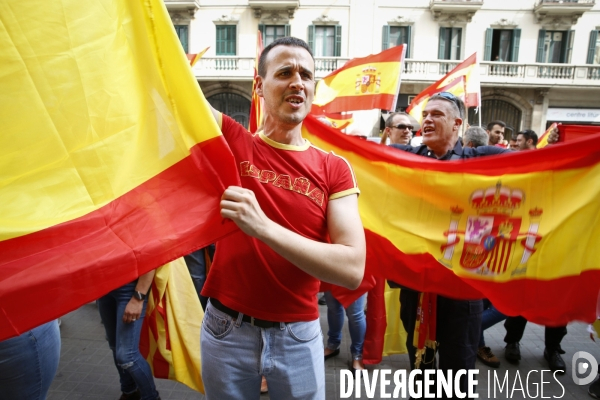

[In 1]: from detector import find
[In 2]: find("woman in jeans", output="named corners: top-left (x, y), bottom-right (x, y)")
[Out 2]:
top-left (97, 271), bottom-right (160, 400)
top-left (0, 319), bottom-right (60, 399)
top-left (323, 292), bottom-right (367, 372)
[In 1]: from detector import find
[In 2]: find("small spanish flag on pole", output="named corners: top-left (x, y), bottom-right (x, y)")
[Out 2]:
top-left (248, 31), bottom-right (264, 133)
top-left (186, 46), bottom-right (209, 67)
top-left (312, 45), bottom-right (406, 114)
top-left (406, 53), bottom-right (480, 123)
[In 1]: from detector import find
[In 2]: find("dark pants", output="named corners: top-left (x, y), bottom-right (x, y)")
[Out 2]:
top-left (184, 244), bottom-right (215, 311)
top-left (400, 289), bottom-right (482, 399)
top-left (504, 316), bottom-right (567, 351)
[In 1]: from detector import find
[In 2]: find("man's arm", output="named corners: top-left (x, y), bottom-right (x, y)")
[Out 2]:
top-left (122, 269), bottom-right (155, 323)
top-left (220, 186), bottom-right (366, 289)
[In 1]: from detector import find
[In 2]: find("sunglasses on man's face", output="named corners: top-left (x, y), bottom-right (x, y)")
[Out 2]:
top-left (432, 92), bottom-right (462, 112)
top-left (393, 124), bottom-right (414, 131)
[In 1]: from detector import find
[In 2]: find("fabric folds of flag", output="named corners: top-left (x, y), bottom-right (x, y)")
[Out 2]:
top-left (406, 53), bottom-right (479, 122)
top-left (140, 258), bottom-right (204, 393)
top-left (0, 0), bottom-right (239, 341)
top-left (312, 45), bottom-right (406, 114)
top-left (302, 114), bottom-right (600, 328)
top-left (248, 31), bottom-right (265, 133)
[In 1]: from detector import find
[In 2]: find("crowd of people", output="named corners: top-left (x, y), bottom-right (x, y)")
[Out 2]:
top-left (1, 36), bottom-right (596, 400)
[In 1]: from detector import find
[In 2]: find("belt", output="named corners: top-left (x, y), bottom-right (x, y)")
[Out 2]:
top-left (209, 298), bottom-right (286, 329)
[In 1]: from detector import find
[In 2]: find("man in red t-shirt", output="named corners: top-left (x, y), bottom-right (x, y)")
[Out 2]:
top-left (200, 37), bottom-right (366, 400)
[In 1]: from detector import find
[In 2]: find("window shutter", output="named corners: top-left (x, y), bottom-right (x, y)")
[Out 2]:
top-left (563, 30), bottom-right (574, 63)
top-left (536, 29), bottom-right (546, 63)
top-left (382, 25), bottom-right (390, 51)
top-left (406, 25), bottom-right (412, 58)
top-left (484, 28), bottom-right (493, 61)
top-left (455, 28), bottom-right (462, 60)
top-left (334, 25), bottom-right (342, 57)
top-left (438, 27), bottom-right (447, 59)
top-left (511, 29), bottom-right (521, 62)
top-left (588, 30), bottom-right (599, 64)
top-left (284, 24), bottom-right (291, 37)
top-left (307, 25), bottom-right (315, 53)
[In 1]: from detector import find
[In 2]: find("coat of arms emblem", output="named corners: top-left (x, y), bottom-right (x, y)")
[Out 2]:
top-left (440, 182), bottom-right (543, 276)
top-left (355, 65), bottom-right (381, 94)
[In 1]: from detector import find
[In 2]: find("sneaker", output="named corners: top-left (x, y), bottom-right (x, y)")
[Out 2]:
top-left (504, 342), bottom-right (521, 364)
top-left (477, 346), bottom-right (500, 368)
top-left (118, 389), bottom-right (140, 400)
top-left (318, 294), bottom-right (326, 306)
top-left (544, 348), bottom-right (566, 374)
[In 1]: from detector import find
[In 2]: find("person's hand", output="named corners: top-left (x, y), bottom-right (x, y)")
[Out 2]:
top-left (220, 186), bottom-right (271, 239)
top-left (547, 127), bottom-right (559, 144)
top-left (123, 298), bottom-right (143, 324)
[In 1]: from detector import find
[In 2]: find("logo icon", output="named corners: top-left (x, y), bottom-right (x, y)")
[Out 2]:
top-left (572, 351), bottom-right (598, 385)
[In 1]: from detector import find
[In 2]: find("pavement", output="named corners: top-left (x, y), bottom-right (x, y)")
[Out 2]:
top-left (48, 298), bottom-right (600, 400)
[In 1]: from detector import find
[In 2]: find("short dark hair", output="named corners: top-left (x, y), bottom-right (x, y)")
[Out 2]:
top-left (487, 120), bottom-right (506, 131)
top-left (258, 37), bottom-right (314, 77)
top-left (429, 92), bottom-right (465, 119)
top-left (518, 129), bottom-right (538, 145)
top-left (385, 112), bottom-right (412, 128)
top-left (464, 126), bottom-right (489, 148)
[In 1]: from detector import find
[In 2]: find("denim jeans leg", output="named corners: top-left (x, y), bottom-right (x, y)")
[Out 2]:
top-left (0, 320), bottom-right (60, 400)
top-left (479, 303), bottom-right (507, 347)
top-left (201, 301), bottom-right (264, 400)
top-left (324, 291), bottom-right (344, 350)
top-left (267, 319), bottom-right (325, 400)
top-left (98, 282), bottom-right (158, 400)
top-left (201, 300), bottom-right (324, 400)
top-left (98, 289), bottom-right (136, 394)
top-left (345, 294), bottom-right (366, 358)
top-left (184, 248), bottom-right (209, 310)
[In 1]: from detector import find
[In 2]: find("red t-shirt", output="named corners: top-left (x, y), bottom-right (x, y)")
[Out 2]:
top-left (201, 114), bottom-right (359, 322)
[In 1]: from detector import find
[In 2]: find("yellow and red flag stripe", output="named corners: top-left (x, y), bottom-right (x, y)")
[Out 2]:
top-left (248, 31), bottom-right (265, 133)
top-left (140, 258), bottom-right (204, 392)
top-left (0, 0), bottom-right (239, 340)
top-left (302, 114), bottom-right (600, 328)
top-left (312, 45), bottom-right (406, 114)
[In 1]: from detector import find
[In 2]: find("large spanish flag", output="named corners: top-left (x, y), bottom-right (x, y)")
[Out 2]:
top-left (0, 0), bottom-right (239, 340)
top-left (302, 114), bottom-right (600, 327)
top-left (312, 45), bottom-right (406, 114)
top-left (406, 53), bottom-right (480, 122)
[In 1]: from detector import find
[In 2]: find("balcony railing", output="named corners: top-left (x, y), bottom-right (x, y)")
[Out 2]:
top-left (192, 57), bottom-right (600, 85)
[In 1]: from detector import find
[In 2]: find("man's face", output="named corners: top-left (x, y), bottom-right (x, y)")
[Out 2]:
top-left (487, 124), bottom-right (505, 145)
top-left (516, 134), bottom-right (531, 151)
top-left (387, 115), bottom-right (413, 145)
top-left (509, 139), bottom-right (518, 150)
top-left (421, 99), bottom-right (461, 155)
top-left (256, 45), bottom-right (315, 128)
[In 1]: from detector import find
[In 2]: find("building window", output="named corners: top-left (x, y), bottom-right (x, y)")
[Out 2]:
top-left (438, 27), bottom-right (462, 60)
top-left (382, 26), bottom-right (412, 58)
top-left (484, 28), bottom-right (521, 62)
top-left (308, 25), bottom-right (341, 57)
top-left (207, 92), bottom-right (250, 127)
top-left (216, 25), bottom-right (236, 56)
top-left (174, 25), bottom-right (189, 53)
top-left (259, 25), bottom-right (290, 46)
top-left (587, 30), bottom-right (600, 64)
top-left (536, 30), bottom-right (574, 63)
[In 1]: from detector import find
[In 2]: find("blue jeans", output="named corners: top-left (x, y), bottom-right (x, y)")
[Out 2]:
top-left (201, 300), bottom-right (325, 400)
top-left (324, 292), bottom-right (366, 359)
top-left (478, 299), bottom-right (507, 348)
top-left (97, 281), bottom-right (158, 400)
top-left (0, 320), bottom-right (60, 400)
